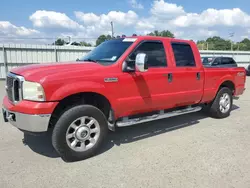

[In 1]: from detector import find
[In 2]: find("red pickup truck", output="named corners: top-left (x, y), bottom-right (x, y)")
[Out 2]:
top-left (2, 36), bottom-right (246, 161)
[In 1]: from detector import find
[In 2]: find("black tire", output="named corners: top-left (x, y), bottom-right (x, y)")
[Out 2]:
top-left (52, 105), bottom-right (108, 162)
top-left (208, 87), bottom-right (233, 118)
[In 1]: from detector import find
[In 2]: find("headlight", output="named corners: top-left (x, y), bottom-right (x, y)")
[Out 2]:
top-left (22, 81), bottom-right (45, 101)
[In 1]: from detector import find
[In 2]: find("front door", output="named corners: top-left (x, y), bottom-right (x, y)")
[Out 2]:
top-left (117, 40), bottom-right (175, 117)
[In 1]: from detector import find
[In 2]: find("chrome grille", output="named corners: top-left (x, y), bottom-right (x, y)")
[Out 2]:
top-left (6, 73), bottom-right (24, 103)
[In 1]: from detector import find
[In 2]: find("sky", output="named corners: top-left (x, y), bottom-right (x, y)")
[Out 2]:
top-left (1, 0), bottom-right (250, 44)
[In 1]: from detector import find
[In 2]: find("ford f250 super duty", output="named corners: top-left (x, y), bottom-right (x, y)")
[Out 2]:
top-left (2, 36), bottom-right (246, 161)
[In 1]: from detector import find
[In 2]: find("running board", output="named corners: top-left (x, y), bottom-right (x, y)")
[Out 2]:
top-left (116, 106), bottom-right (202, 127)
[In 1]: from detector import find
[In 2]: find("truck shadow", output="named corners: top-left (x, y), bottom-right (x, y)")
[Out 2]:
top-left (22, 104), bottom-right (239, 160)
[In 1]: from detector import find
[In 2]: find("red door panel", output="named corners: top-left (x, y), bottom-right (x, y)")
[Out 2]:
top-left (116, 68), bottom-right (174, 117)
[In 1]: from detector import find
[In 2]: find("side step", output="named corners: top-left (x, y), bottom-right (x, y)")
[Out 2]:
top-left (116, 106), bottom-right (202, 127)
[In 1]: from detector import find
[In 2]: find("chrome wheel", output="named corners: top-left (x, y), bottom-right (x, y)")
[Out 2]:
top-left (219, 93), bottom-right (231, 113)
top-left (66, 116), bottom-right (100, 152)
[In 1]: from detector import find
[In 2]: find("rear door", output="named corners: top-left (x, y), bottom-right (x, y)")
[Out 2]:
top-left (169, 42), bottom-right (204, 106)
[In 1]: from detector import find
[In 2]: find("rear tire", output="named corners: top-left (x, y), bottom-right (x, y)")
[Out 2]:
top-left (208, 87), bottom-right (233, 118)
top-left (52, 105), bottom-right (108, 162)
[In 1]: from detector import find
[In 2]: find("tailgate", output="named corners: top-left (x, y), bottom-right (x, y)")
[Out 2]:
top-left (234, 67), bottom-right (246, 96)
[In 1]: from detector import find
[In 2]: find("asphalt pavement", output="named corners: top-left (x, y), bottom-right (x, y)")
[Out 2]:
top-left (0, 79), bottom-right (250, 188)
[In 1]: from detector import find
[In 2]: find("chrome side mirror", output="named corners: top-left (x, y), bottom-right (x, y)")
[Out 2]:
top-left (135, 53), bottom-right (148, 72)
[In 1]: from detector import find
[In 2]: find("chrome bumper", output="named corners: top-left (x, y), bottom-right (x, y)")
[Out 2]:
top-left (2, 108), bottom-right (51, 132)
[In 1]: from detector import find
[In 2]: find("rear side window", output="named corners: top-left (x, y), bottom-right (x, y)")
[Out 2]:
top-left (221, 57), bottom-right (236, 65)
top-left (171, 43), bottom-right (196, 67)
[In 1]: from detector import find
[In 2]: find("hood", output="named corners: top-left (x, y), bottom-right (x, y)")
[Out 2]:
top-left (10, 61), bottom-right (104, 82)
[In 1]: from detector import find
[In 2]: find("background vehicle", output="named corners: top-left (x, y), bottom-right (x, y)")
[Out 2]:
top-left (245, 64), bottom-right (250, 76)
top-left (2, 36), bottom-right (246, 162)
top-left (201, 56), bottom-right (238, 67)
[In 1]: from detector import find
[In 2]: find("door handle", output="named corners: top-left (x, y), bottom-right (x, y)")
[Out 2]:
top-left (163, 73), bottom-right (173, 82)
top-left (196, 72), bottom-right (201, 80)
top-left (168, 73), bottom-right (173, 82)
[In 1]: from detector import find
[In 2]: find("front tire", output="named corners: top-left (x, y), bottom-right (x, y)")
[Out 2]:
top-left (52, 105), bottom-right (108, 162)
top-left (209, 87), bottom-right (233, 118)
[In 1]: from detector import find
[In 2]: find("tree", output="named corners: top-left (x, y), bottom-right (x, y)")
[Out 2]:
top-left (147, 30), bottom-right (175, 38)
top-left (236, 38), bottom-right (250, 51)
top-left (53, 38), bottom-right (66, 46)
top-left (96, 35), bottom-right (112, 46)
top-left (80, 41), bottom-right (92, 47)
top-left (197, 40), bottom-right (209, 50)
top-left (205, 36), bottom-right (231, 50)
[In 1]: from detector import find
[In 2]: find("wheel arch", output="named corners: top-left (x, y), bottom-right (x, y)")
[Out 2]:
top-left (217, 80), bottom-right (235, 95)
top-left (49, 91), bottom-right (113, 128)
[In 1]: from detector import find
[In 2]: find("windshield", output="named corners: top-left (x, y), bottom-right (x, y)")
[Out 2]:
top-left (79, 38), bottom-right (134, 65)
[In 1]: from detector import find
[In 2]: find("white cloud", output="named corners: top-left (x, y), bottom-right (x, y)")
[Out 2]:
top-left (74, 12), bottom-right (100, 25)
top-left (30, 10), bottom-right (83, 30)
top-left (171, 8), bottom-right (250, 27)
top-left (2, 0), bottom-right (250, 44)
top-left (75, 10), bottom-right (138, 37)
top-left (173, 31), bottom-right (184, 38)
top-left (136, 19), bottom-right (155, 30)
top-left (150, 0), bottom-right (185, 18)
top-left (0, 21), bottom-right (39, 37)
top-left (129, 0), bottom-right (144, 9)
top-left (198, 29), bottom-right (218, 37)
top-left (75, 10), bottom-right (138, 27)
top-left (241, 35), bottom-right (249, 39)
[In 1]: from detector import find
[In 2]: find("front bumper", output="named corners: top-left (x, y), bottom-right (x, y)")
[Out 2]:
top-left (2, 96), bottom-right (58, 133)
top-left (2, 107), bottom-right (51, 132)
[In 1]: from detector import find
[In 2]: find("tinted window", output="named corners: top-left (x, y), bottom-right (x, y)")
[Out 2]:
top-left (130, 41), bottom-right (167, 67)
top-left (202, 57), bottom-right (214, 65)
top-left (213, 57), bottom-right (221, 65)
top-left (221, 57), bottom-right (236, 65)
top-left (172, 43), bottom-right (196, 67)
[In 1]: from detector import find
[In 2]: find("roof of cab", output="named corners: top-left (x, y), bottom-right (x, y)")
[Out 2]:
top-left (125, 35), bottom-right (195, 44)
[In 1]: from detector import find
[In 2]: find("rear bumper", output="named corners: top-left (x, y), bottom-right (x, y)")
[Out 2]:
top-left (2, 107), bottom-right (51, 132)
top-left (234, 86), bottom-right (246, 97)
top-left (2, 96), bottom-right (58, 132)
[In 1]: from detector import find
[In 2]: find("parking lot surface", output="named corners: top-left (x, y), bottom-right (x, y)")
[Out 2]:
top-left (0, 79), bottom-right (250, 188)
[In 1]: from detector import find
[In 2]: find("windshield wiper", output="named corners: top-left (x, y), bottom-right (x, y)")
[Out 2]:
top-left (82, 58), bottom-right (98, 63)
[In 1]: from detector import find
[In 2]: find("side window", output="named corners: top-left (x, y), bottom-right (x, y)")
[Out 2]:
top-left (171, 43), bottom-right (196, 67)
top-left (222, 58), bottom-right (236, 65)
top-left (221, 58), bottom-right (229, 65)
top-left (130, 41), bottom-right (167, 67)
top-left (213, 57), bottom-right (221, 65)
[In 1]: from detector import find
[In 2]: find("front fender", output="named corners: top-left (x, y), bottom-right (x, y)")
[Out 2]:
top-left (47, 81), bottom-right (111, 102)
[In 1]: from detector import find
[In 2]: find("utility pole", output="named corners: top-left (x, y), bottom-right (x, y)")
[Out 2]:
top-left (229, 32), bottom-right (234, 51)
top-left (67, 36), bottom-right (71, 44)
top-left (110, 21), bottom-right (114, 38)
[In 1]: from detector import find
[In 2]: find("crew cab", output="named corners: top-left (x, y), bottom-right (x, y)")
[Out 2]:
top-left (2, 36), bottom-right (246, 162)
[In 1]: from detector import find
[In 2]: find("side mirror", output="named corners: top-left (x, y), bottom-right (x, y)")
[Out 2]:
top-left (135, 53), bottom-right (148, 72)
